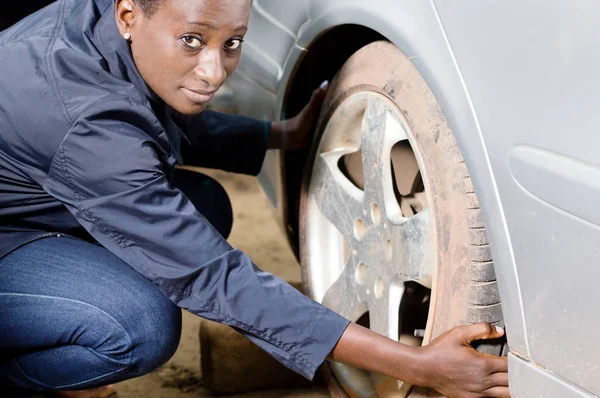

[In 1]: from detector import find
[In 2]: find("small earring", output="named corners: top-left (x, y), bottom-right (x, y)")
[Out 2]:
top-left (123, 32), bottom-right (131, 41)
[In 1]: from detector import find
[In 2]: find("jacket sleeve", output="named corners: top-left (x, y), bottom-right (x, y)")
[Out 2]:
top-left (43, 103), bottom-right (349, 380)
top-left (179, 110), bottom-right (271, 176)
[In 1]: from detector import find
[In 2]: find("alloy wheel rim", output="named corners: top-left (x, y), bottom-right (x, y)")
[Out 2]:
top-left (306, 91), bottom-right (437, 397)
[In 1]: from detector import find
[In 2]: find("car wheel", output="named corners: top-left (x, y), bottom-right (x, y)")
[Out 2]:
top-left (299, 41), bottom-right (504, 397)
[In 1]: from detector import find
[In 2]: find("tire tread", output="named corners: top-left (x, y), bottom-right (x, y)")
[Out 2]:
top-left (447, 136), bottom-right (505, 348)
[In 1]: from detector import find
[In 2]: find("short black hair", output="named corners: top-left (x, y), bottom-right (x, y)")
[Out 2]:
top-left (136, 0), bottom-right (252, 17)
top-left (136, 0), bottom-right (161, 17)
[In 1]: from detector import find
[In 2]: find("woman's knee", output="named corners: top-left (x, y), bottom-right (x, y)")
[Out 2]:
top-left (0, 237), bottom-right (183, 388)
top-left (128, 298), bottom-right (182, 375)
top-left (70, 278), bottom-right (182, 380)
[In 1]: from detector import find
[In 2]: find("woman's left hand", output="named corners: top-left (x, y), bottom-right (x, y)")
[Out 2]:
top-left (270, 80), bottom-right (329, 150)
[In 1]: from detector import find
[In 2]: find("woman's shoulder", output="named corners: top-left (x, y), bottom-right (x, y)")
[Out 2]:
top-left (0, 1), bottom-right (60, 45)
top-left (0, 0), bottom-right (151, 126)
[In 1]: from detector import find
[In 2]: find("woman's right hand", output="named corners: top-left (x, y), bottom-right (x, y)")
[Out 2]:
top-left (415, 323), bottom-right (509, 398)
top-left (329, 322), bottom-right (508, 398)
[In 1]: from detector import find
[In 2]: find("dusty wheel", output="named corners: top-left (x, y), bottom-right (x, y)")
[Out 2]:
top-left (299, 41), bottom-right (504, 397)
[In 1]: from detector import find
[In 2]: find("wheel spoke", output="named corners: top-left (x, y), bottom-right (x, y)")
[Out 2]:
top-left (404, 209), bottom-right (434, 288)
top-left (390, 209), bottom-right (434, 288)
top-left (368, 296), bottom-right (391, 337)
top-left (359, 96), bottom-right (410, 223)
top-left (360, 97), bottom-right (408, 194)
top-left (368, 281), bottom-right (404, 341)
top-left (322, 260), bottom-right (367, 321)
top-left (367, 280), bottom-right (414, 397)
top-left (311, 153), bottom-right (364, 242)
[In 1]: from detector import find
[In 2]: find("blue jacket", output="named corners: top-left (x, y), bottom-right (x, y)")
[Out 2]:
top-left (0, 0), bottom-right (349, 378)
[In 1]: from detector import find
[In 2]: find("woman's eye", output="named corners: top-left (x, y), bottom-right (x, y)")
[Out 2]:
top-left (181, 35), bottom-right (204, 49)
top-left (225, 38), bottom-right (243, 51)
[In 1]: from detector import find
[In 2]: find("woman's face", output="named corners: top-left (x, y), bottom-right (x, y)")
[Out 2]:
top-left (116, 0), bottom-right (250, 115)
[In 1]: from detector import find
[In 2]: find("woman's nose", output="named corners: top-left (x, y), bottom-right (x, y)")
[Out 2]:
top-left (194, 49), bottom-right (227, 88)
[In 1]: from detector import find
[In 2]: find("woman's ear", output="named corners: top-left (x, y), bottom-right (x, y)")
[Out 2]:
top-left (115, 0), bottom-right (136, 39)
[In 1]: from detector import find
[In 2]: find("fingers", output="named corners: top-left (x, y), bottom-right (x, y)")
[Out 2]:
top-left (311, 80), bottom-right (329, 98)
top-left (490, 370), bottom-right (509, 387)
top-left (483, 386), bottom-right (510, 397)
top-left (306, 81), bottom-right (329, 113)
top-left (456, 322), bottom-right (505, 344)
top-left (319, 80), bottom-right (329, 91)
top-left (484, 353), bottom-right (509, 373)
top-left (482, 355), bottom-right (508, 396)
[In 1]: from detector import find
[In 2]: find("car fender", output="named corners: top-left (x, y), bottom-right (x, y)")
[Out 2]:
top-left (275, 0), bottom-right (530, 356)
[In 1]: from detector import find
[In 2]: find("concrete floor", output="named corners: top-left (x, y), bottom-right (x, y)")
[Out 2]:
top-left (113, 169), bottom-right (330, 398)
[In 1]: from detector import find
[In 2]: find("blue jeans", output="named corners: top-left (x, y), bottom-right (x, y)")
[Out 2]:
top-left (0, 170), bottom-right (232, 394)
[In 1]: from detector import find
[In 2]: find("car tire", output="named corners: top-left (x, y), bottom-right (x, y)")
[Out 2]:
top-left (299, 41), bottom-right (505, 397)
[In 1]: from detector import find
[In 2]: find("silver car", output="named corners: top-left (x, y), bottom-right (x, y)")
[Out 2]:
top-left (229, 1), bottom-right (600, 397)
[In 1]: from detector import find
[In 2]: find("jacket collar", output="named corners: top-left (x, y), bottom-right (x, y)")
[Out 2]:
top-left (93, 2), bottom-right (187, 164)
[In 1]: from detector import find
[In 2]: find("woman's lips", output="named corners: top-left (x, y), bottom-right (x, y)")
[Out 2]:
top-left (182, 87), bottom-right (216, 104)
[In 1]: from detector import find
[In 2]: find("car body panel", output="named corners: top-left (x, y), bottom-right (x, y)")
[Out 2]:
top-left (253, 0), bottom-right (309, 35)
top-left (227, 69), bottom-right (280, 205)
top-left (509, 354), bottom-right (595, 398)
top-left (231, 0), bottom-right (599, 395)
top-left (434, 1), bottom-right (600, 393)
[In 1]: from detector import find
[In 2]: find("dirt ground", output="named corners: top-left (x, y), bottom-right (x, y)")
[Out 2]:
top-left (113, 169), bottom-right (330, 398)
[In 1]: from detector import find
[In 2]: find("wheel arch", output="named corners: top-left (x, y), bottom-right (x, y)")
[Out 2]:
top-left (277, 1), bottom-right (529, 356)
top-left (278, 24), bottom-right (386, 257)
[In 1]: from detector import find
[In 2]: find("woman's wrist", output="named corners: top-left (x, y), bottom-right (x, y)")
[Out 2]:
top-left (269, 119), bottom-right (301, 150)
top-left (327, 323), bottom-right (428, 387)
top-left (269, 81), bottom-right (327, 151)
top-left (268, 121), bottom-right (283, 149)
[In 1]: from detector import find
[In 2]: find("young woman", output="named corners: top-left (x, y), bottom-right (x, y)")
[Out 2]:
top-left (0, 1), bottom-right (508, 397)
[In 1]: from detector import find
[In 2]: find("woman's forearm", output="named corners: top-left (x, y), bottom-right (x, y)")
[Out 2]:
top-left (328, 323), bottom-right (425, 386)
